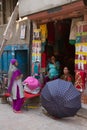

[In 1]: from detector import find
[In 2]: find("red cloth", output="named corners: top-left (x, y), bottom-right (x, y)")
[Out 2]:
top-left (75, 71), bottom-right (86, 92)
top-left (24, 91), bottom-right (40, 100)
top-left (41, 52), bottom-right (47, 68)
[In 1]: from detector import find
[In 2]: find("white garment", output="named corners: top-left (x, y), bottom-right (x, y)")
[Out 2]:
top-left (24, 84), bottom-right (40, 94)
top-left (12, 79), bottom-right (24, 100)
top-left (8, 64), bottom-right (17, 86)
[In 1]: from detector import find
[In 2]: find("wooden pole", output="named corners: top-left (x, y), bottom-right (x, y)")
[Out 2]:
top-left (0, 39), bottom-right (7, 56)
top-left (28, 20), bottom-right (33, 75)
top-left (0, 2), bottom-right (19, 57)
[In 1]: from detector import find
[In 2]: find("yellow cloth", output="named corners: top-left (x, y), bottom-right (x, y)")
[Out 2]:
top-left (40, 24), bottom-right (48, 42)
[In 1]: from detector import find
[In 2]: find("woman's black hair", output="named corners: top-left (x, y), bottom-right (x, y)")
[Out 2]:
top-left (63, 66), bottom-right (71, 74)
top-left (50, 55), bottom-right (56, 64)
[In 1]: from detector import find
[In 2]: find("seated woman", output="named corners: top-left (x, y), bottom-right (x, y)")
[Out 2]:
top-left (44, 55), bottom-right (60, 84)
top-left (60, 66), bottom-right (74, 83)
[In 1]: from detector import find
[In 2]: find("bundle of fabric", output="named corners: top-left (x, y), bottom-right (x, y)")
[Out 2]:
top-left (23, 76), bottom-right (41, 94)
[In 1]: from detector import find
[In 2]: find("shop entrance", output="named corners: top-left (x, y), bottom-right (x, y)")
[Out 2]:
top-left (43, 19), bottom-right (75, 77)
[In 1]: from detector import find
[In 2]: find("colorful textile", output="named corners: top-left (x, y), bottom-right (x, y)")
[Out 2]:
top-left (40, 24), bottom-right (48, 42)
top-left (32, 61), bottom-right (40, 78)
top-left (75, 71), bottom-right (86, 92)
top-left (24, 91), bottom-right (40, 100)
top-left (69, 18), bottom-right (82, 45)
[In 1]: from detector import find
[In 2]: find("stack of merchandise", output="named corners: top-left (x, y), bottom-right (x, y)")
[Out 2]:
top-left (75, 21), bottom-right (87, 92)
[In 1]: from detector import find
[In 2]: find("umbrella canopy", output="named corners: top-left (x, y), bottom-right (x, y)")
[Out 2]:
top-left (41, 79), bottom-right (81, 118)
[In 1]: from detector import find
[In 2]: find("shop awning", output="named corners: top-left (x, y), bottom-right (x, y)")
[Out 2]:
top-left (28, 0), bottom-right (87, 23)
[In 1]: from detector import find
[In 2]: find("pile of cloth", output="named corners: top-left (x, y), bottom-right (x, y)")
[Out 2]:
top-left (23, 76), bottom-right (41, 94)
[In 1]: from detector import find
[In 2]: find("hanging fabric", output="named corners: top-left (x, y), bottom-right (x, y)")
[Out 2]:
top-left (75, 70), bottom-right (86, 92)
top-left (47, 22), bottom-right (55, 44)
top-left (40, 24), bottom-right (48, 52)
top-left (32, 61), bottom-right (40, 79)
top-left (41, 52), bottom-right (47, 68)
top-left (69, 18), bottom-right (82, 45)
top-left (40, 24), bottom-right (48, 43)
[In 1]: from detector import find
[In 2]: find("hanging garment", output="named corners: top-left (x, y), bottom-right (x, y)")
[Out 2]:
top-left (75, 71), bottom-right (86, 92)
top-left (41, 52), bottom-right (47, 68)
top-left (47, 22), bottom-right (55, 44)
top-left (32, 61), bottom-right (40, 79)
top-left (40, 24), bottom-right (48, 43)
top-left (69, 18), bottom-right (82, 45)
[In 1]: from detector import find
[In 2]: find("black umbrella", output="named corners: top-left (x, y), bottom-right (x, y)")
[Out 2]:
top-left (41, 79), bottom-right (81, 118)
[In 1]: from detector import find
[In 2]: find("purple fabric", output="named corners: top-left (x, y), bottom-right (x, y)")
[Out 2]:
top-left (44, 76), bottom-right (50, 84)
top-left (8, 69), bottom-right (22, 93)
top-left (13, 86), bottom-right (24, 111)
top-left (10, 59), bottom-right (17, 65)
top-left (44, 75), bottom-right (58, 85)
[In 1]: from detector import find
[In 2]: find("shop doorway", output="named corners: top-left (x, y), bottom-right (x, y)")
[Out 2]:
top-left (45, 19), bottom-right (75, 77)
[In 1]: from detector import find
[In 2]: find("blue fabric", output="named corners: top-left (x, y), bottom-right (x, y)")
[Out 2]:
top-left (33, 62), bottom-right (40, 74)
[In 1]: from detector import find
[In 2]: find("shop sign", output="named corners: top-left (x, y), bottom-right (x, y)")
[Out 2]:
top-left (20, 24), bottom-right (26, 39)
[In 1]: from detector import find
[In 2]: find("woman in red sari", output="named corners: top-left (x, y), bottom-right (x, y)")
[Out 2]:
top-left (60, 66), bottom-right (74, 83)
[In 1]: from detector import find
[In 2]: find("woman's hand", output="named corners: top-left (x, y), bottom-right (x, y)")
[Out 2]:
top-left (21, 74), bottom-right (23, 78)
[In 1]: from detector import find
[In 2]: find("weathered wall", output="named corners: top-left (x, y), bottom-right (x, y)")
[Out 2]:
top-left (0, 18), bottom-right (30, 45)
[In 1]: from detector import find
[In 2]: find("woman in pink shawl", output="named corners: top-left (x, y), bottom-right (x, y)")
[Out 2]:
top-left (8, 59), bottom-right (24, 113)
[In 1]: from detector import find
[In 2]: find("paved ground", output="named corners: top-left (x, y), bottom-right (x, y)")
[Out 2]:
top-left (0, 100), bottom-right (87, 130)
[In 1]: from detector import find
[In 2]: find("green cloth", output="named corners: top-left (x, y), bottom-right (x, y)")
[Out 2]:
top-left (69, 40), bottom-right (76, 45)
